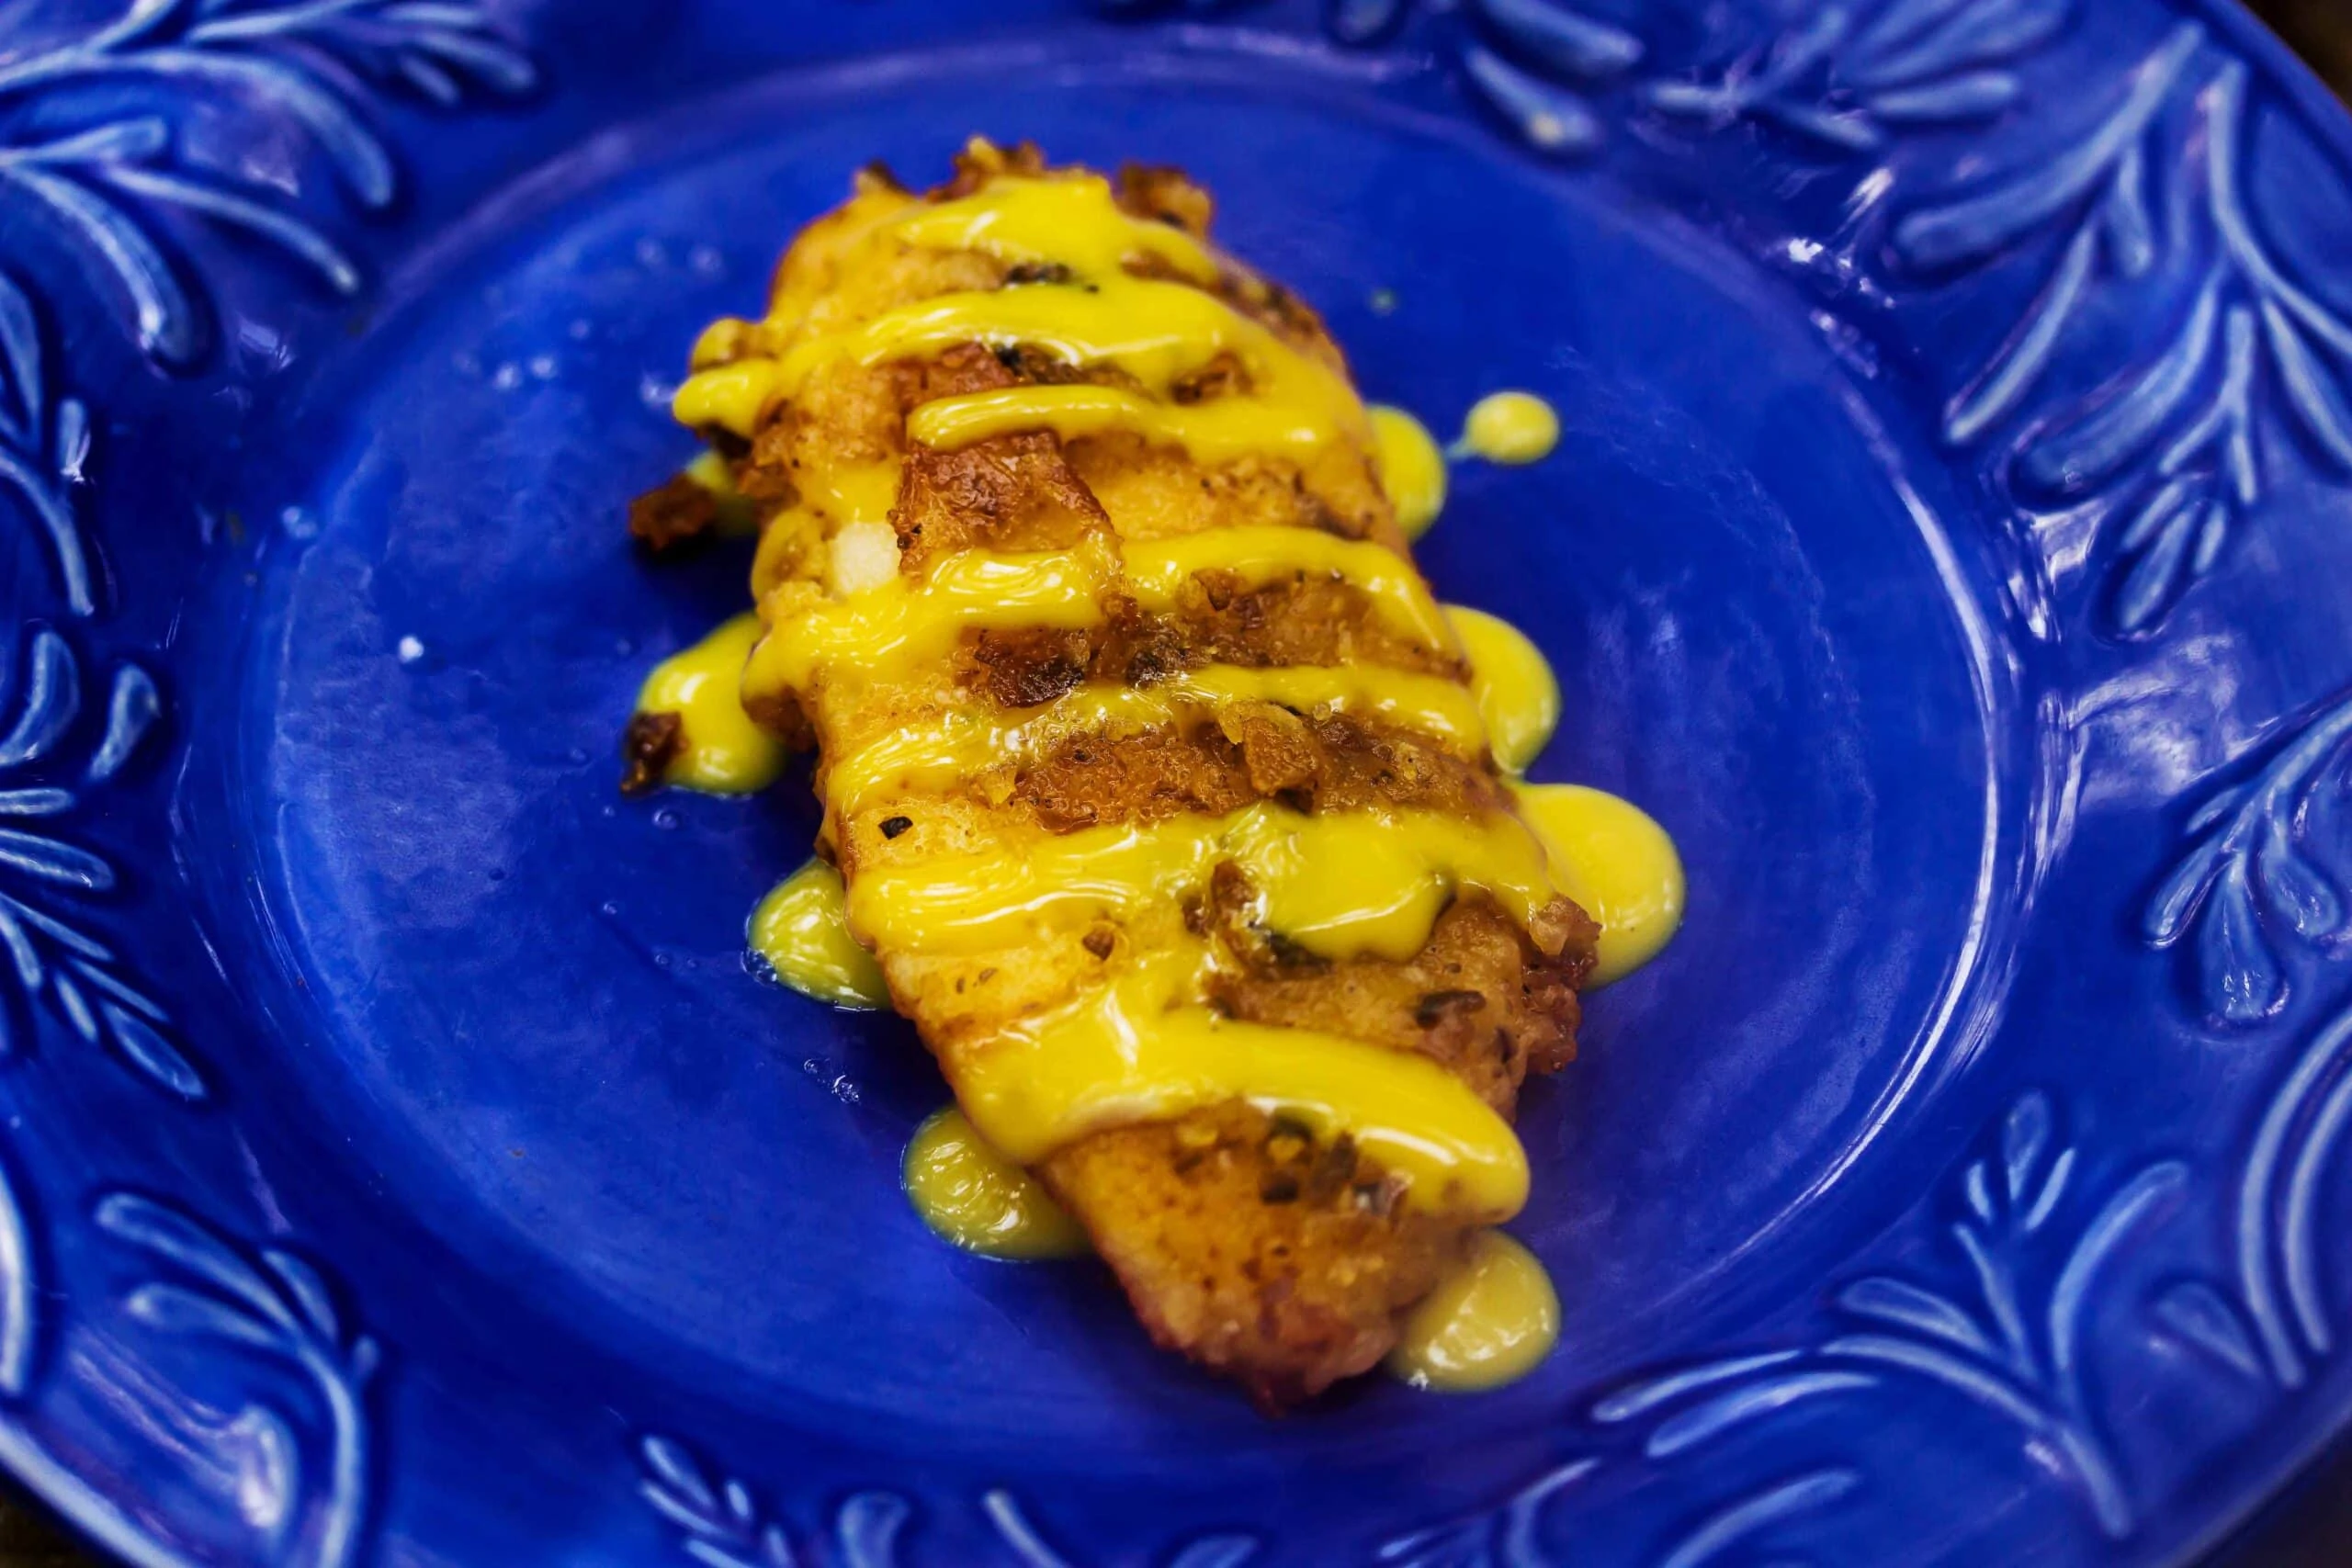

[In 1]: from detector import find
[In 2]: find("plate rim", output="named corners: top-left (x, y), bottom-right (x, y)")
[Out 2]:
top-left (0, 0), bottom-right (2349, 1563)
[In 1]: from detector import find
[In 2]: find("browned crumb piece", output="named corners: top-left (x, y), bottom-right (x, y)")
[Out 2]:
top-left (628, 475), bottom-right (720, 554)
top-left (619, 711), bottom-right (684, 796)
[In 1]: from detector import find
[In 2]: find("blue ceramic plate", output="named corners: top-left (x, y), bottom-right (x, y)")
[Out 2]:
top-left (0, 0), bottom-right (2346, 1562)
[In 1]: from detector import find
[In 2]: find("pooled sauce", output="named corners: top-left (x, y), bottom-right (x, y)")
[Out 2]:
top-left (1386, 1230), bottom-right (1560, 1391)
top-left (662, 166), bottom-right (1682, 1390)
top-left (1455, 390), bottom-right (1560, 465)
top-left (1513, 783), bottom-right (1686, 987)
top-left (1444, 605), bottom-right (1560, 775)
top-left (634, 614), bottom-right (787, 794)
top-left (1369, 404), bottom-right (1447, 540)
top-left (748, 860), bottom-right (888, 1009)
top-left (902, 1106), bottom-right (1088, 1259)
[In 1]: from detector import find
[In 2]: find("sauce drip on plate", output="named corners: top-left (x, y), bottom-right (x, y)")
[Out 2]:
top-left (1387, 1231), bottom-right (1561, 1391)
top-left (633, 614), bottom-right (787, 794)
top-left (1456, 390), bottom-right (1560, 465)
top-left (903, 1107), bottom-right (1088, 1259)
top-left (749, 861), bottom-right (888, 1009)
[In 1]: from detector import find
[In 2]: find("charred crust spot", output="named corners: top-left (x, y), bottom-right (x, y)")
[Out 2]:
top-left (982, 344), bottom-right (1095, 387)
top-left (970, 628), bottom-right (1088, 708)
top-left (628, 475), bottom-right (719, 555)
top-left (1081, 926), bottom-right (1117, 960)
top-left (878, 815), bottom-right (913, 840)
top-left (619, 711), bottom-right (684, 797)
top-left (1004, 261), bottom-right (1076, 287)
top-left (1263, 932), bottom-right (1333, 974)
top-left (1096, 596), bottom-right (1191, 685)
top-left (1307, 1135), bottom-right (1359, 1203)
top-left (1182, 893), bottom-right (1209, 936)
top-left (1170, 353), bottom-right (1248, 405)
top-left (1414, 989), bottom-right (1489, 1030)
top-left (1255, 279), bottom-right (1327, 342)
top-left (1254, 1118), bottom-right (1358, 1207)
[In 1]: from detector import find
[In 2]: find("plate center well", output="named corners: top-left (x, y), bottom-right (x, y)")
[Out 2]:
top-left (216, 54), bottom-right (2022, 1442)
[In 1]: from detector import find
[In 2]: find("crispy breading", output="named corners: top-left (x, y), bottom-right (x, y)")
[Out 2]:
top-left (1042, 1102), bottom-right (1461, 1410)
top-left (1040, 884), bottom-right (1593, 1406)
top-left (1005, 711), bottom-right (1508, 832)
top-left (698, 143), bottom-right (1599, 1404)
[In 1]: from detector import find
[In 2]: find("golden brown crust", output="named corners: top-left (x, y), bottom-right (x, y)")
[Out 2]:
top-left (1004, 710), bottom-right (1507, 833)
top-left (1043, 1102), bottom-right (1460, 1410)
top-left (695, 145), bottom-right (1598, 1406)
top-left (949, 579), bottom-right (1466, 709)
top-left (1205, 885), bottom-right (1598, 1099)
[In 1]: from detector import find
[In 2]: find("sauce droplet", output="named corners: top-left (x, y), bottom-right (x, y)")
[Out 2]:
top-left (1457, 391), bottom-right (1559, 466)
top-left (1511, 782), bottom-right (1686, 985)
top-left (1388, 1230), bottom-right (1559, 1391)
top-left (636, 614), bottom-right (787, 794)
top-left (1445, 605), bottom-right (1559, 774)
top-left (903, 1106), bottom-right (1089, 1260)
top-left (1369, 404), bottom-right (1448, 540)
top-left (748, 860), bottom-right (889, 1009)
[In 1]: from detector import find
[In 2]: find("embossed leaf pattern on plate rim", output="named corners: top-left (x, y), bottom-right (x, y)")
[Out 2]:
top-left (0, 0), bottom-right (2345, 1564)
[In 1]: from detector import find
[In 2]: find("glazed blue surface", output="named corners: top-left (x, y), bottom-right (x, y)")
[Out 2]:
top-left (0, 0), bottom-right (2346, 1563)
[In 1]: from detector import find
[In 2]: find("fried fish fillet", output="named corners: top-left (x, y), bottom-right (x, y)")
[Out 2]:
top-left (657, 141), bottom-right (1598, 1406)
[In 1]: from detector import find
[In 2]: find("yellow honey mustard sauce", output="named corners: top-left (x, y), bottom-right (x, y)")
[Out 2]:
top-left (661, 164), bottom-right (1681, 1392)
